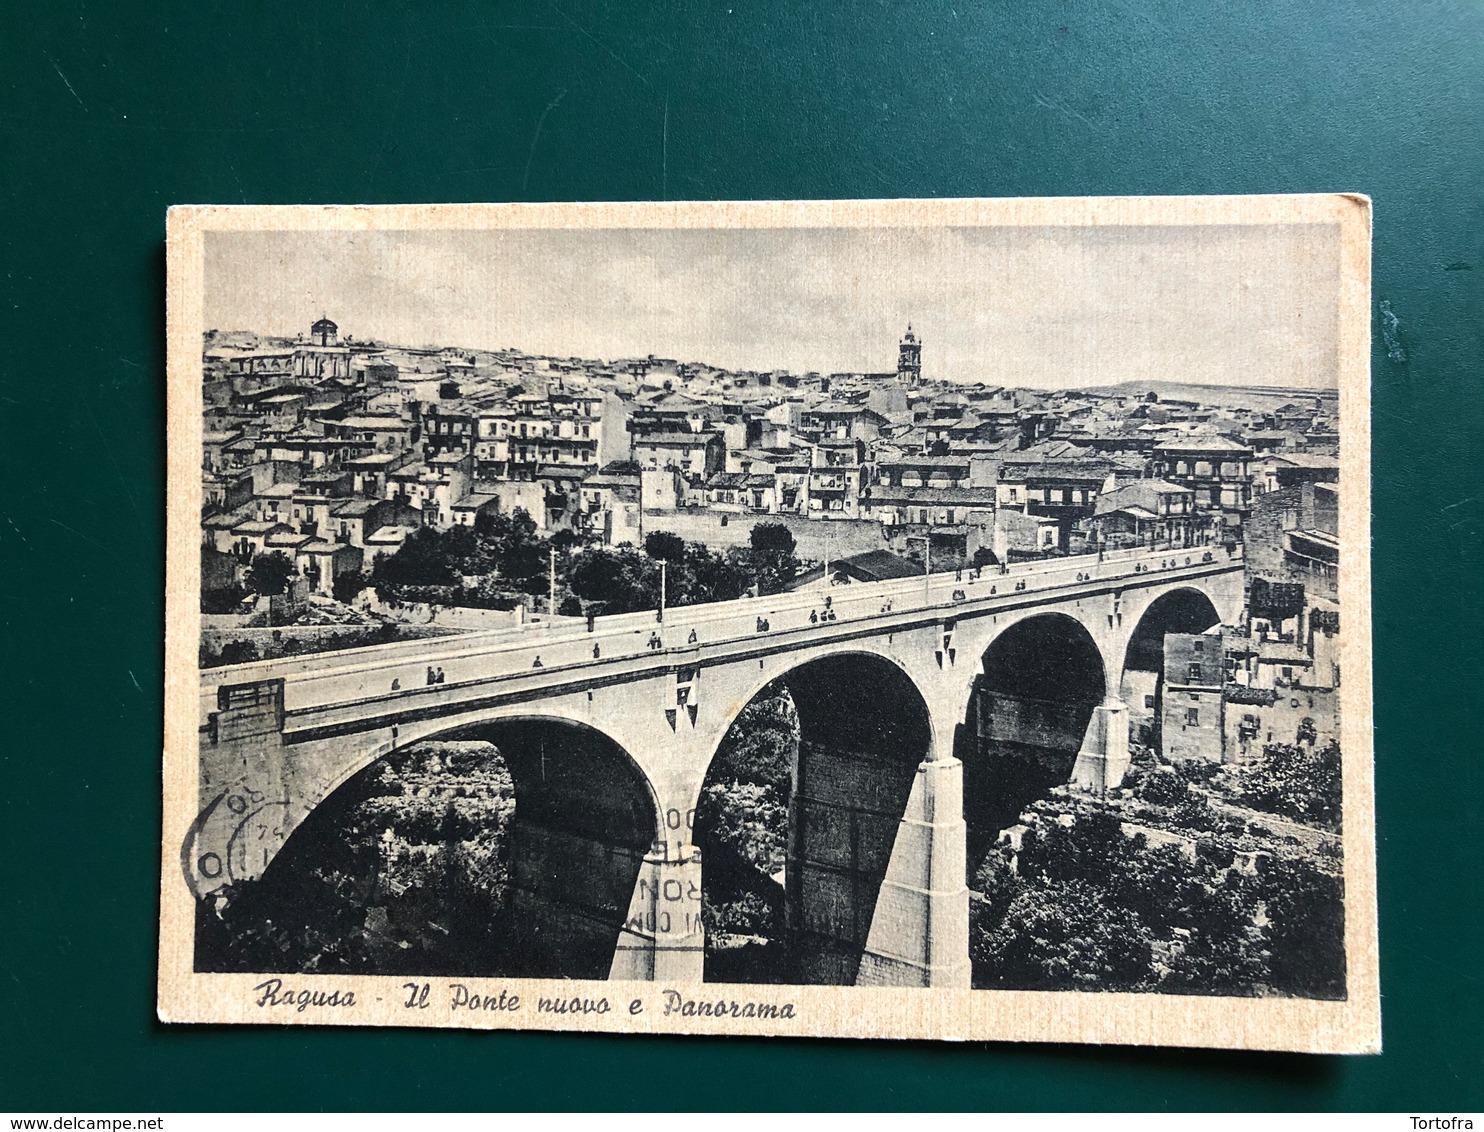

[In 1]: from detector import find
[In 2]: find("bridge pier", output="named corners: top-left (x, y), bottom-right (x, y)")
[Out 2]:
top-left (858, 752), bottom-right (971, 988)
top-left (610, 845), bottom-right (704, 982)
top-left (785, 736), bottom-right (922, 985)
top-left (189, 679), bottom-right (293, 899)
top-left (505, 819), bottom-right (652, 978)
top-left (1069, 696), bottom-right (1131, 797)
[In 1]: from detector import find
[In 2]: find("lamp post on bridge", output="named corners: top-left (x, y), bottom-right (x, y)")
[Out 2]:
top-left (658, 559), bottom-right (667, 624)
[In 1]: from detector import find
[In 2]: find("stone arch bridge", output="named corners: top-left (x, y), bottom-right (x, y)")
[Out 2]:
top-left (186, 544), bottom-right (1244, 988)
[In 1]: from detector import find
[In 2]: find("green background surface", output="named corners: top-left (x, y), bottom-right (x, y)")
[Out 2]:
top-left (2, 1), bottom-right (1480, 1112)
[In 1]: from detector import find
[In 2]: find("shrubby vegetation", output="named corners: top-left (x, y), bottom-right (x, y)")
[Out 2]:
top-left (969, 811), bottom-right (1344, 997)
top-left (200, 583), bottom-right (247, 614)
top-left (366, 510), bottom-right (792, 615)
top-left (746, 523), bottom-right (799, 595)
top-left (244, 551), bottom-right (295, 596)
top-left (694, 688), bottom-right (797, 975)
top-left (967, 746), bottom-right (1348, 1000)
top-left (196, 741), bottom-right (516, 976)
top-left (1239, 740), bottom-right (1342, 831)
top-left (197, 621), bottom-right (437, 668)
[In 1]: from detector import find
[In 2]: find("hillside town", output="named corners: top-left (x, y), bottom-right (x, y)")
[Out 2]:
top-left (200, 314), bottom-right (1342, 771)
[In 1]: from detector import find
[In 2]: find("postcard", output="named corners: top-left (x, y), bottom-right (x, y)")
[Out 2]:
top-left (160, 195), bottom-right (1377, 1051)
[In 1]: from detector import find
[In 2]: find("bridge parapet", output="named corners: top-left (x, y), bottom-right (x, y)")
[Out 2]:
top-left (199, 544), bottom-right (1245, 737)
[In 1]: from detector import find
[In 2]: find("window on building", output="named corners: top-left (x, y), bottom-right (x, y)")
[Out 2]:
top-left (1186, 707), bottom-right (1200, 727)
top-left (1193, 638), bottom-right (1204, 652)
top-left (1188, 663), bottom-right (1203, 682)
top-left (1144, 695), bottom-right (1156, 709)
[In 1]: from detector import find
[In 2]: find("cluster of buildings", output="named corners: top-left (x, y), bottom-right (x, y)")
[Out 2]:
top-left (199, 315), bottom-right (1342, 762)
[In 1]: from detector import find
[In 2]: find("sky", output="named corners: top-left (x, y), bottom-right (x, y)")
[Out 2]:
top-left (204, 222), bottom-right (1340, 390)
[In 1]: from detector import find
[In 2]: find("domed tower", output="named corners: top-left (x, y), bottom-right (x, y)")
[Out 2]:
top-left (310, 316), bottom-right (339, 347)
top-left (897, 323), bottom-right (922, 388)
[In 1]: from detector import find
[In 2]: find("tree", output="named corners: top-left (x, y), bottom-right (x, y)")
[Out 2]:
top-left (1241, 740), bottom-right (1342, 831)
top-left (373, 527), bottom-right (460, 590)
top-left (201, 583), bottom-right (247, 614)
top-left (677, 542), bottom-right (749, 606)
top-left (644, 530), bottom-right (686, 563)
top-left (566, 546), bottom-right (659, 614)
top-left (748, 522), bottom-right (799, 594)
top-left (245, 551), bottom-right (295, 597)
top-left (478, 508), bottom-right (545, 583)
top-left (1260, 857), bottom-right (1347, 999)
top-left (1132, 767), bottom-right (1191, 809)
top-left (1161, 872), bottom-right (1270, 996)
top-left (710, 690), bottom-right (797, 793)
top-left (332, 570), bottom-right (369, 605)
top-left (972, 878), bottom-right (1154, 992)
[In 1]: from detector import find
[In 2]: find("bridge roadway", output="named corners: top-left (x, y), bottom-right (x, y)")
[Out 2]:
top-left (201, 543), bottom-right (1242, 740)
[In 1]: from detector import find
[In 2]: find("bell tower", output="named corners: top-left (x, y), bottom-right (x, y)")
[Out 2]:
top-left (310, 315), bottom-right (339, 347)
top-left (897, 324), bottom-right (922, 388)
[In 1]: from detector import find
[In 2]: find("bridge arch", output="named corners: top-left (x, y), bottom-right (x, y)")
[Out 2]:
top-left (703, 642), bottom-right (945, 770)
top-left (197, 711), bottom-right (662, 981)
top-left (1119, 586), bottom-right (1224, 745)
top-left (959, 611), bottom-right (1108, 866)
top-left (693, 648), bottom-right (936, 986)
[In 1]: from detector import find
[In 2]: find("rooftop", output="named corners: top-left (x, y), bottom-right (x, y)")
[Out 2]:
top-left (331, 499), bottom-right (381, 517)
top-left (634, 431), bottom-right (718, 447)
top-left (1154, 435), bottom-right (1253, 454)
top-left (365, 525), bottom-right (414, 545)
top-left (452, 493), bottom-right (501, 511)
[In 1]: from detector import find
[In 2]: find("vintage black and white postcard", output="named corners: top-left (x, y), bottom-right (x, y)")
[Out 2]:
top-left (160, 195), bottom-right (1378, 1051)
